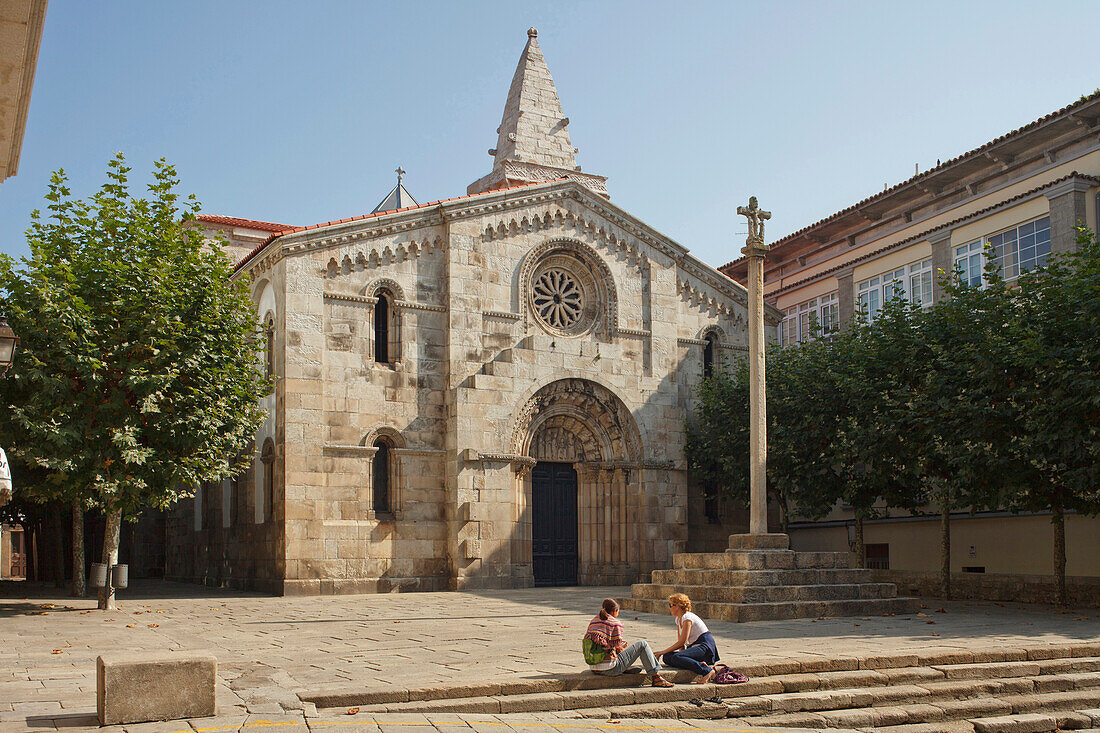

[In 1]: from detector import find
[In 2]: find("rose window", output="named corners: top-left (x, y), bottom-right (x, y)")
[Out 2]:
top-left (532, 268), bottom-right (583, 330)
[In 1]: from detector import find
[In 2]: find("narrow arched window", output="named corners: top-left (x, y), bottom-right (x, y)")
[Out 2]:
top-left (261, 438), bottom-right (275, 523)
top-left (703, 334), bottom-right (716, 378)
top-left (264, 314), bottom-right (275, 383)
top-left (374, 291), bottom-right (391, 363)
top-left (372, 439), bottom-right (391, 513)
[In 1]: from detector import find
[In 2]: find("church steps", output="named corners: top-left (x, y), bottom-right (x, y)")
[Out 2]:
top-left (629, 581), bottom-right (900, 603)
top-left (313, 648), bottom-right (1100, 729)
top-left (672, 550), bottom-right (851, 570)
top-left (620, 595), bottom-right (916, 622)
top-left (648, 567), bottom-right (875, 586)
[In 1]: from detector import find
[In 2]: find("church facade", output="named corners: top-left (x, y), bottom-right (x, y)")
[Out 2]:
top-left (167, 30), bottom-right (778, 595)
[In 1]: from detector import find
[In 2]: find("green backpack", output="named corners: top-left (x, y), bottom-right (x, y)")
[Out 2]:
top-left (582, 637), bottom-right (608, 665)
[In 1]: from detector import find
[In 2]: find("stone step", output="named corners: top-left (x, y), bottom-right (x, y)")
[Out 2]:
top-left (727, 533), bottom-right (791, 550)
top-left (630, 581), bottom-right (900, 603)
top-left (649, 566), bottom-right (877, 586)
top-left (620, 594), bottom-right (917, 621)
top-left (305, 649), bottom-right (1100, 712)
top-left (672, 550), bottom-right (850, 570)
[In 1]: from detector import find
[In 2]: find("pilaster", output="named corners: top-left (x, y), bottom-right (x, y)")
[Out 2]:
top-left (1045, 178), bottom-right (1092, 255)
top-left (928, 230), bottom-right (953, 304)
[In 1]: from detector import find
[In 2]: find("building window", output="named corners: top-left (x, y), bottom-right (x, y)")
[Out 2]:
top-left (263, 314), bottom-right (275, 386)
top-left (261, 438), bottom-right (275, 523)
top-left (954, 216), bottom-right (1051, 287)
top-left (780, 292), bottom-right (838, 345)
top-left (865, 543), bottom-right (890, 570)
top-left (702, 334), bottom-right (716, 378)
top-left (372, 439), bottom-right (392, 515)
top-left (857, 258), bottom-right (933, 320)
top-left (373, 289), bottom-right (400, 364)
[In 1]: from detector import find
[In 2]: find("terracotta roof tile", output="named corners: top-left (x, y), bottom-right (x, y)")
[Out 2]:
top-left (231, 178), bottom-right (562, 273)
top-left (195, 214), bottom-right (295, 232)
top-left (718, 89), bottom-right (1100, 273)
top-left (763, 171), bottom-right (1100, 299)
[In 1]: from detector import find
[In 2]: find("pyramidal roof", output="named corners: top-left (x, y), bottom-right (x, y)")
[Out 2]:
top-left (468, 29), bottom-right (607, 197)
top-left (371, 176), bottom-right (419, 214)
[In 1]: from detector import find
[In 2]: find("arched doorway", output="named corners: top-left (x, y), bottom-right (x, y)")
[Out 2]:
top-left (512, 378), bottom-right (644, 586)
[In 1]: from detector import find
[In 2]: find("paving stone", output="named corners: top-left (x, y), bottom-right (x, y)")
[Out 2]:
top-left (881, 722), bottom-right (975, 733)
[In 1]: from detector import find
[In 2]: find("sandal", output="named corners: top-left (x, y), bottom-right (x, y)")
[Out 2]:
top-left (705, 694), bottom-right (723, 704)
top-left (688, 697), bottom-right (704, 706)
top-left (651, 674), bottom-right (675, 688)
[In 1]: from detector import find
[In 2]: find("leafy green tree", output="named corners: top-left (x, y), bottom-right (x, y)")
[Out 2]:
top-left (1004, 227), bottom-right (1100, 606)
top-left (0, 155), bottom-right (267, 608)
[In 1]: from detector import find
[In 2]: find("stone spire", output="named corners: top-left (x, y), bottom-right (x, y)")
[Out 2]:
top-left (468, 28), bottom-right (608, 197)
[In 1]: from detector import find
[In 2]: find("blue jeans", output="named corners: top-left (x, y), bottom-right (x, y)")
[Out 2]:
top-left (663, 644), bottom-right (714, 675)
top-left (597, 640), bottom-right (660, 675)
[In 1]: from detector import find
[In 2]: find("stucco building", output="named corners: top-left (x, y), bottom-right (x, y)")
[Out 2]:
top-left (720, 91), bottom-right (1100, 579)
top-left (167, 29), bottom-right (776, 595)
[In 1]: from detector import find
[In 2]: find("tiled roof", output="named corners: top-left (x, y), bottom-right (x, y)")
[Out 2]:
top-left (765, 171), bottom-right (1100, 299)
top-left (231, 178), bottom-right (561, 273)
top-left (718, 89), bottom-right (1100, 273)
top-left (195, 214), bottom-right (295, 232)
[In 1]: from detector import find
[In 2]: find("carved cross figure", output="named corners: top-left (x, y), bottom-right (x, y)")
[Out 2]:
top-left (737, 196), bottom-right (771, 247)
top-left (395, 167), bottom-right (406, 185)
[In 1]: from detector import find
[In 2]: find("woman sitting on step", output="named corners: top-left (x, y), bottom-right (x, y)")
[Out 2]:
top-left (583, 598), bottom-right (675, 687)
top-left (656, 593), bottom-right (720, 684)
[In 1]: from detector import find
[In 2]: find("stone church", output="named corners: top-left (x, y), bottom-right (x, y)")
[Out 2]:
top-left (168, 29), bottom-right (779, 595)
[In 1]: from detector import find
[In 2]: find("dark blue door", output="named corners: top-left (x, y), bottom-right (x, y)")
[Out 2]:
top-left (532, 462), bottom-right (578, 586)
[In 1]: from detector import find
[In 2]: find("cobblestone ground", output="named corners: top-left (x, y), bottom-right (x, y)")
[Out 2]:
top-left (2, 580), bottom-right (1097, 732)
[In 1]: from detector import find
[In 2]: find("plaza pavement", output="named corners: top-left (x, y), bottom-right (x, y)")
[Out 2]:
top-left (1, 580), bottom-right (1098, 732)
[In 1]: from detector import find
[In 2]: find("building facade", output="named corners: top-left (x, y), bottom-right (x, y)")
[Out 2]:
top-left (720, 91), bottom-right (1100, 577)
top-left (167, 30), bottom-right (776, 595)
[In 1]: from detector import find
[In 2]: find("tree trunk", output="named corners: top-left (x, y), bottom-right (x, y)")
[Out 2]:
top-left (854, 516), bottom-right (866, 569)
top-left (71, 501), bottom-right (85, 597)
top-left (940, 505), bottom-right (951, 601)
top-left (777, 494), bottom-right (790, 535)
top-left (97, 507), bottom-right (123, 610)
top-left (52, 504), bottom-right (65, 588)
top-left (31, 523), bottom-right (39, 581)
top-left (1053, 503), bottom-right (1067, 608)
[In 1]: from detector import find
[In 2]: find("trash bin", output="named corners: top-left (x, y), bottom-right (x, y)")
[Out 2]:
top-left (111, 564), bottom-right (128, 590)
top-left (90, 563), bottom-right (108, 588)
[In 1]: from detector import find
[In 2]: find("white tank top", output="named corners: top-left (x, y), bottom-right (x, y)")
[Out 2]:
top-left (678, 612), bottom-right (709, 645)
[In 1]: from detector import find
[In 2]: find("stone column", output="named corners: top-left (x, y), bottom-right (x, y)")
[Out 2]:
top-left (737, 197), bottom-right (771, 535)
top-left (1045, 178), bottom-right (1091, 256)
top-left (928, 230), bottom-right (953, 304)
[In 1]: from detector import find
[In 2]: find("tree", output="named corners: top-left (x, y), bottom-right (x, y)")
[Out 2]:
top-left (0, 155), bottom-right (267, 608)
top-left (1004, 227), bottom-right (1100, 606)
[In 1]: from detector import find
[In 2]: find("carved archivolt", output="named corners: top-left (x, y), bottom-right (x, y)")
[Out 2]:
top-left (361, 426), bottom-right (406, 449)
top-left (520, 239), bottom-right (618, 338)
top-left (511, 378), bottom-right (642, 463)
top-left (364, 277), bottom-right (405, 301)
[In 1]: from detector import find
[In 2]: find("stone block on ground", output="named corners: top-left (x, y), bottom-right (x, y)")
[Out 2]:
top-left (971, 713), bottom-right (1058, 733)
top-left (96, 652), bottom-right (216, 726)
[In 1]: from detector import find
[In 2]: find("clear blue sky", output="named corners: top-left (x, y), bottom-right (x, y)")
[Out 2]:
top-left (3, 1), bottom-right (1099, 269)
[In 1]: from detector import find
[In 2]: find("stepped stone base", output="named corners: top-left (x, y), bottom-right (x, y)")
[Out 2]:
top-left (621, 532), bottom-right (918, 622)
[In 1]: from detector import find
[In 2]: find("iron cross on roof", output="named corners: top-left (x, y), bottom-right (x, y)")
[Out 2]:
top-left (395, 167), bottom-right (406, 185)
top-left (737, 196), bottom-right (771, 247)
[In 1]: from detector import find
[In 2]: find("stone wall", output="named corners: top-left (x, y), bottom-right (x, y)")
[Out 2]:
top-left (872, 569), bottom-right (1100, 608)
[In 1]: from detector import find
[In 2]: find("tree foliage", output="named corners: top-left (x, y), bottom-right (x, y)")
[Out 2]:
top-left (688, 228), bottom-right (1100, 599)
top-left (0, 155), bottom-right (267, 606)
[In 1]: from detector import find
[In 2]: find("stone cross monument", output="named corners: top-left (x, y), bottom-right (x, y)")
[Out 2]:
top-left (737, 196), bottom-right (771, 535)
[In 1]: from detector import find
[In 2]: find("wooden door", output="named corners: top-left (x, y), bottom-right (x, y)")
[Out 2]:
top-left (531, 462), bottom-right (578, 586)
